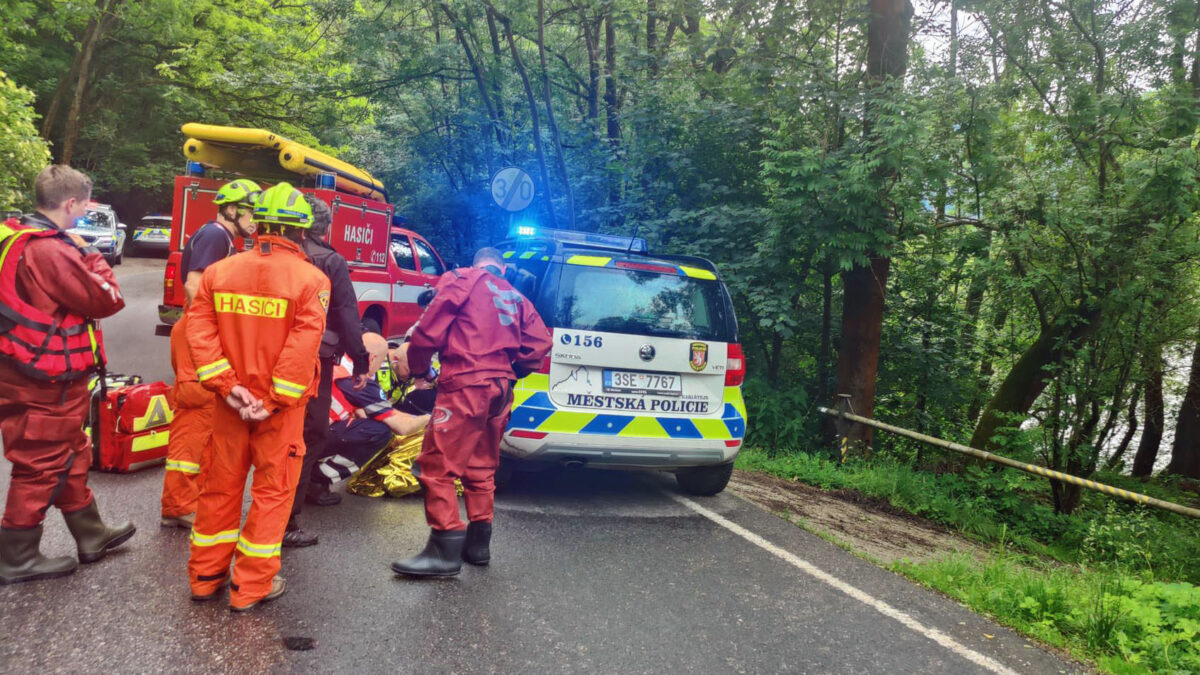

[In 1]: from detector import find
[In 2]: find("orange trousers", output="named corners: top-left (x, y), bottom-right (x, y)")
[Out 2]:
top-left (160, 390), bottom-right (212, 518)
top-left (187, 400), bottom-right (305, 609)
top-left (162, 316), bottom-right (214, 518)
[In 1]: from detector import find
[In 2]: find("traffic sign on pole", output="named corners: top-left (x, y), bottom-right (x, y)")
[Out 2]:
top-left (491, 167), bottom-right (535, 212)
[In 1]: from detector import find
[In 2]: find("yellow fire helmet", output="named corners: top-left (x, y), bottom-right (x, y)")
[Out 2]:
top-left (212, 179), bottom-right (262, 208)
top-left (252, 182), bottom-right (313, 228)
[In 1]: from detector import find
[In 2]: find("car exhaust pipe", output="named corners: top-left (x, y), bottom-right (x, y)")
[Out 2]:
top-left (562, 459), bottom-right (587, 470)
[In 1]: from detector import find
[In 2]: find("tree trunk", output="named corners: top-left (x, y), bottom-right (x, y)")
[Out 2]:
top-left (485, 8), bottom-right (508, 142)
top-left (1132, 352), bottom-right (1165, 477)
top-left (832, 0), bottom-right (912, 451)
top-left (817, 268), bottom-right (833, 404)
top-left (62, 0), bottom-right (117, 165)
top-left (835, 255), bottom-right (891, 448)
top-left (537, 0), bottom-right (575, 228)
top-left (441, 4), bottom-right (505, 150)
top-left (581, 11), bottom-right (600, 122)
top-left (1169, 340), bottom-right (1200, 478)
top-left (969, 304), bottom-right (1102, 450)
top-left (604, 11), bottom-right (619, 137)
top-left (604, 9), bottom-right (621, 207)
top-left (1105, 384), bottom-right (1141, 471)
top-left (495, 9), bottom-right (557, 228)
top-left (647, 0), bottom-right (659, 78)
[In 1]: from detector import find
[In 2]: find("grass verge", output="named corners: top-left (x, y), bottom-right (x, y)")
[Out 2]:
top-left (735, 447), bottom-right (1200, 673)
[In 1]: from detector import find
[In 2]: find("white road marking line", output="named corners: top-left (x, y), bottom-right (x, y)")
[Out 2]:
top-left (670, 493), bottom-right (1019, 675)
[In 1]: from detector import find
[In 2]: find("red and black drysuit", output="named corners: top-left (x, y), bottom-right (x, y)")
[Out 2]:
top-left (312, 356), bottom-right (401, 486)
top-left (0, 213), bottom-right (125, 530)
top-left (406, 267), bottom-right (552, 531)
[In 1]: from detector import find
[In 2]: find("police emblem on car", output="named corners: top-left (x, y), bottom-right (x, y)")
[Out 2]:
top-left (639, 344), bottom-right (656, 361)
top-left (690, 342), bottom-right (708, 371)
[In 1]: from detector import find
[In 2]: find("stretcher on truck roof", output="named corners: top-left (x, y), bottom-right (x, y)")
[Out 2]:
top-left (180, 123), bottom-right (388, 202)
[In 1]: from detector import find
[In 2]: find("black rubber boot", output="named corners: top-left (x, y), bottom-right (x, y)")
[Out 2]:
top-left (62, 501), bottom-right (136, 564)
top-left (390, 529), bottom-right (466, 577)
top-left (0, 525), bottom-right (78, 584)
top-left (463, 521), bottom-right (491, 566)
top-left (282, 517), bottom-right (318, 548)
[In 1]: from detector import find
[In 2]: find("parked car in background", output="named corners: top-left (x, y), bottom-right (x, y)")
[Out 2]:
top-left (68, 202), bottom-right (126, 266)
top-left (128, 214), bottom-right (172, 255)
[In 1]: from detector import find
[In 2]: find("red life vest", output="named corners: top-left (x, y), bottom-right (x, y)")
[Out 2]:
top-left (0, 218), bottom-right (105, 382)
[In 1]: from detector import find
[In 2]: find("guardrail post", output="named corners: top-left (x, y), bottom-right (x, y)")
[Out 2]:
top-left (834, 394), bottom-right (854, 463)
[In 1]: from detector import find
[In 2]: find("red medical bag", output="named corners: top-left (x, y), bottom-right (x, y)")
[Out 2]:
top-left (88, 374), bottom-right (175, 472)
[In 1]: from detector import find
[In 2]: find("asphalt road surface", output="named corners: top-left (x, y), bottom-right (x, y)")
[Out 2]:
top-left (0, 255), bottom-right (1080, 674)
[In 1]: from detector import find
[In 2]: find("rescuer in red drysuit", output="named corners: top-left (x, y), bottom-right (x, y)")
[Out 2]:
top-left (391, 247), bottom-right (551, 577)
top-left (0, 165), bottom-right (135, 585)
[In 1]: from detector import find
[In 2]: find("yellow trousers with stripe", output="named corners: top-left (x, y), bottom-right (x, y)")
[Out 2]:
top-left (187, 401), bottom-right (305, 608)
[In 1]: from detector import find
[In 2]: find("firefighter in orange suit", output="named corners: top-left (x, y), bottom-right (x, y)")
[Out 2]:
top-left (161, 179), bottom-right (260, 529)
top-left (185, 183), bottom-right (329, 612)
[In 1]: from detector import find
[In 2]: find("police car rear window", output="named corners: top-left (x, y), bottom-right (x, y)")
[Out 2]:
top-left (538, 264), bottom-right (736, 342)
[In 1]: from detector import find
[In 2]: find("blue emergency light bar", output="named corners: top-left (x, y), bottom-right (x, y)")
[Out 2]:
top-left (185, 161), bottom-right (205, 177)
top-left (508, 225), bottom-right (648, 253)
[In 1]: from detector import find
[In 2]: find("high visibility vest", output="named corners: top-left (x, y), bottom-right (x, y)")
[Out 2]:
top-left (0, 218), bottom-right (104, 381)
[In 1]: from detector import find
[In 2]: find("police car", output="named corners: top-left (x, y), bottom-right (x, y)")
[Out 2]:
top-left (498, 227), bottom-right (747, 495)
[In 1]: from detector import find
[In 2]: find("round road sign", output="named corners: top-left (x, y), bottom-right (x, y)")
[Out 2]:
top-left (491, 167), bottom-right (535, 212)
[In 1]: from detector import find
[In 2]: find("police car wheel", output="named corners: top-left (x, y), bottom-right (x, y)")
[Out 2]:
top-left (675, 462), bottom-right (734, 496)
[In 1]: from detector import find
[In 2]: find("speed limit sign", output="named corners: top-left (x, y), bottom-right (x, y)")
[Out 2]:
top-left (491, 167), bottom-right (535, 212)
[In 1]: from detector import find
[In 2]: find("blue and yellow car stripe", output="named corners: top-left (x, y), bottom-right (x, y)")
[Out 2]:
top-left (507, 374), bottom-right (746, 441)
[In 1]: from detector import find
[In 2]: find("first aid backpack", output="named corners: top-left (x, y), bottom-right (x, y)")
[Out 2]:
top-left (87, 374), bottom-right (175, 472)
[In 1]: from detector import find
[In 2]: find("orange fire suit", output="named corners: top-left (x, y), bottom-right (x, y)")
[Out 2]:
top-left (160, 313), bottom-right (213, 518)
top-left (184, 235), bottom-right (329, 609)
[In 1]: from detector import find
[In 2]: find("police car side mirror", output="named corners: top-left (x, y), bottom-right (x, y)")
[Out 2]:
top-left (117, 222), bottom-right (127, 230)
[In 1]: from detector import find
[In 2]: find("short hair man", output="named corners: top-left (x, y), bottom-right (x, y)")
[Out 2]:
top-left (0, 165), bottom-right (134, 585)
top-left (391, 247), bottom-right (552, 577)
top-left (311, 333), bottom-right (429, 490)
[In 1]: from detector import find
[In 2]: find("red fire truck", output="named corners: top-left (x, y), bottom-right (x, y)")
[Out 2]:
top-left (155, 173), bottom-right (447, 338)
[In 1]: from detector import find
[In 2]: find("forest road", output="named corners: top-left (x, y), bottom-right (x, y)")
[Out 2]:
top-left (0, 256), bottom-right (1082, 673)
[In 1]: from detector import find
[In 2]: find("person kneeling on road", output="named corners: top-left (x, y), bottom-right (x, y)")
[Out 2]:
top-left (310, 334), bottom-right (429, 493)
top-left (185, 182), bottom-right (329, 612)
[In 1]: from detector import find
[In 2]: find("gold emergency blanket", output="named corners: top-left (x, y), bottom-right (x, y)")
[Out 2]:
top-left (346, 432), bottom-right (424, 498)
top-left (345, 431), bottom-right (464, 498)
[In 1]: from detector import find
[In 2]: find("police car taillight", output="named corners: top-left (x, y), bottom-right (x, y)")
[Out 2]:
top-left (538, 353), bottom-right (552, 375)
top-left (725, 344), bottom-right (745, 386)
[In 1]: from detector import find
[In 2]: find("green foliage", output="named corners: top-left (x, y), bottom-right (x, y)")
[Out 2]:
top-left (0, 70), bottom-right (49, 210)
top-left (898, 552), bottom-right (1200, 674)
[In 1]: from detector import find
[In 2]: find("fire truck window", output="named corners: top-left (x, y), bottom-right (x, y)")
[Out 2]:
top-left (390, 235), bottom-right (415, 271)
top-left (414, 239), bottom-right (444, 276)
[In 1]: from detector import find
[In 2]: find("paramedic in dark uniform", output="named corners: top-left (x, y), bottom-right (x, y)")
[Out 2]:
top-left (391, 247), bottom-right (552, 577)
top-left (283, 194), bottom-right (369, 548)
top-left (312, 334), bottom-right (429, 488)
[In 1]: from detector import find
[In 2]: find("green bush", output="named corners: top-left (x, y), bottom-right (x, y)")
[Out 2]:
top-left (898, 553), bottom-right (1200, 674)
